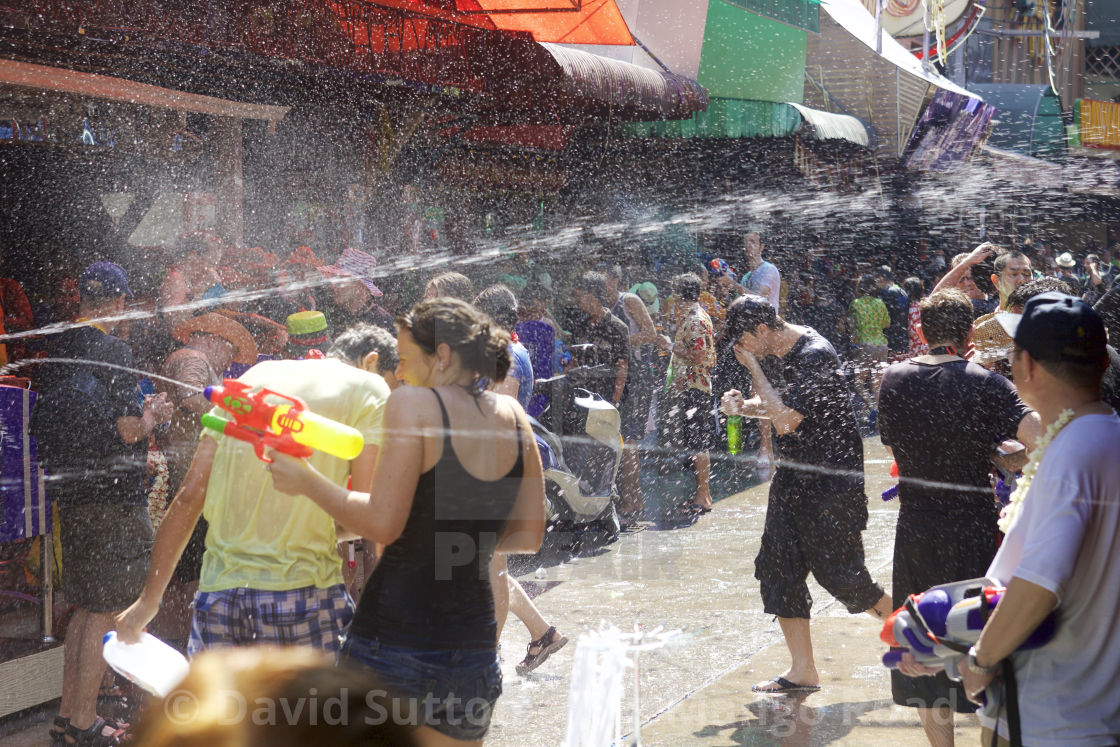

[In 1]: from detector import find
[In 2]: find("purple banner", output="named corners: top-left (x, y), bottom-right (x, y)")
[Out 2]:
top-left (0, 386), bottom-right (49, 543)
top-left (905, 89), bottom-right (997, 171)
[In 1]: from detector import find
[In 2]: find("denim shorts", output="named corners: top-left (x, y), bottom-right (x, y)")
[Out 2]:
top-left (340, 634), bottom-right (502, 742)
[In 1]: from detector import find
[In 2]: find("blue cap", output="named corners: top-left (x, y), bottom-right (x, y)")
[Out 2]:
top-left (80, 261), bottom-right (133, 299)
top-left (997, 292), bottom-right (1107, 363)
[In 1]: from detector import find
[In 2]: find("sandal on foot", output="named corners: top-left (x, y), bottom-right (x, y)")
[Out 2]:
top-left (64, 717), bottom-right (130, 746)
top-left (516, 626), bottom-right (568, 675)
top-left (751, 676), bottom-right (820, 694)
top-left (49, 716), bottom-right (69, 746)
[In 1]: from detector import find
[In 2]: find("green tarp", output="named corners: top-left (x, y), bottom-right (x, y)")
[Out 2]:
top-left (967, 84), bottom-right (1066, 160)
top-left (622, 98), bottom-right (802, 138)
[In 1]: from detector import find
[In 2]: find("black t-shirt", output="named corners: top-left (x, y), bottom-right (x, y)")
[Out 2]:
top-left (878, 358), bottom-right (1031, 511)
top-left (879, 285), bottom-right (910, 352)
top-left (761, 329), bottom-right (864, 497)
top-left (30, 325), bottom-right (146, 506)
top-left (571, 309), bottom-right (630, 402)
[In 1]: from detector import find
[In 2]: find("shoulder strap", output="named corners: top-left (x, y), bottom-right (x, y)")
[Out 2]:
top-left (431, 389), bottom-right (454, 452)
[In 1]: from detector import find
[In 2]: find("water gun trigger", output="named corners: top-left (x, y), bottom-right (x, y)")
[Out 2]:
top-left (257, 431), bottom-right (314, 462)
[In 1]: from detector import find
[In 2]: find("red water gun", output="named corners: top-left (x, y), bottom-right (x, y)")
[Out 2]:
top-left (200, 379), bottom-right (364, 463)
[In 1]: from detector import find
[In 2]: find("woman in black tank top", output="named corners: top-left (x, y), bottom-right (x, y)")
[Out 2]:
top-left (268, 298), bottom-right (545, 746)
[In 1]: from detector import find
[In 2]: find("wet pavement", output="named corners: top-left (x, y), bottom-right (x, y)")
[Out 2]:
top-left (2, 437), bottom-right (981, 746)
top-left (490, 436), bottom-right (982, 746)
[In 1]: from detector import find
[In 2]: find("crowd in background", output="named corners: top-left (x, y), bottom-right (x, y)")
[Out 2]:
top-left (2, 224), bottom-right (1119, 746)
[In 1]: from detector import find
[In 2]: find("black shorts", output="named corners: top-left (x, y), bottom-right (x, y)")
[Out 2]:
top-left (754, 474), bottom-right (883, 619)
top-left (60, 502), bottom-right (152, 613)
top-left (658, 386), bottom-right (713, 453)
top-left (619, 362), bottom-right (654, 441)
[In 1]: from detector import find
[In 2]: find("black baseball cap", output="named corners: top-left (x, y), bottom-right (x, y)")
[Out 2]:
top-left (79, 261), bottom-right (133, 299)
top-left (996, 292), bottom-right (1107, 363)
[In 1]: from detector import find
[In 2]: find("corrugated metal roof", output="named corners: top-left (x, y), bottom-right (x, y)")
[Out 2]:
top-left (789, 103), bottom-right (869, 146)
top-left (540, 42), bottom-right (708, 120)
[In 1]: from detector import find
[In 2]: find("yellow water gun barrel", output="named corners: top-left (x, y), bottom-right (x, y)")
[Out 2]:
top-left (269, 404), bottom-right (364, 461)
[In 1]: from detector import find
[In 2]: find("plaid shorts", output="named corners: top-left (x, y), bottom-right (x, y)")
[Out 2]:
top-left (188, 584), bottom-right (353, 657)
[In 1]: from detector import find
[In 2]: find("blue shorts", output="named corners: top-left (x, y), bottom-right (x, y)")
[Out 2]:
top-left (188, 584), bottom-right (353, 657)
top-left (340, 634), bottom-right (502, 742)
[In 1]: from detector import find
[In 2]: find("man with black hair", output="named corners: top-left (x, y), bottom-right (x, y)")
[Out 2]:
top-left (328, 322), bottom-right (400, 390)
top-left (32, 262), bottom-right (175, 746)
top-left (939, 293), bottom-right (1120, 746)
top-left (968, 248), bottom-right (1034, 369)
top-left (875, 266), bottom-right (910, 357)
top-left (116, 344), bottom-right (389, 659)
top-left (719, 295), bottom-right (892, 694)
top-left (1008, 278), bottom-right (1120, 414)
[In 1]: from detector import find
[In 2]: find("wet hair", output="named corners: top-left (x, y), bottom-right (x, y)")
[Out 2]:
top-left (574, 271), bottom-right (609, 306)
top-left (398, 297), bottom-right (511, 384)
top-left (918, 289), bottom-right (973, 347)
top-left (328, 323), bottom-right (399, 376)
top-left (130, 646), bottom-right (416, 746)
top-left (725, 294), bottom-right (783, 339)
top-left (473, 284), bottom-right (519, 331)
top-left (672, 272), bottom-right (702, 303)
top-left (425, 271), bottom-right (473, 302)
top-left (993, 249), bottom-right (1026, 274)
top-left (1006, 277), bottom-right (1075, 311)
top-left (903, 277), bottom-right (925, 303)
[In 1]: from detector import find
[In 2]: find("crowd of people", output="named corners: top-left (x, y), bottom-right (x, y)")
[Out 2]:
top-left (5, 225), bottom-right (1119, 746)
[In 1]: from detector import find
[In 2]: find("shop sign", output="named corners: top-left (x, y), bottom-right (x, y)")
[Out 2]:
top-left (1075, 99), bottom-right (1120, 150)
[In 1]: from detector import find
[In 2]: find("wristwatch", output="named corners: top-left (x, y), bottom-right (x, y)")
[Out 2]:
top-left (967, 645), bottom-right (1001, 675)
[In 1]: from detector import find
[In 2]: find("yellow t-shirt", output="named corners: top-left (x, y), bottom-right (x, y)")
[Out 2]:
top-left (199, 358), bottom-right (389, 592)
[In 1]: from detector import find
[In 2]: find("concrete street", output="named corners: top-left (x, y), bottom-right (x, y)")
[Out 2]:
top-left (491, 437), bottom-right (983, 746)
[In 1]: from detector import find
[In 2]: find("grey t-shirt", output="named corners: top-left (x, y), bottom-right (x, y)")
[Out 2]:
top-left (744, 260), bottom-right (781, 310)
top-left (982, 414), bottom-right (1120, 745)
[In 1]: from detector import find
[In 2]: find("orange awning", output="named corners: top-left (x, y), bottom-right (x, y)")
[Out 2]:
top-left (330, 0), bottom-right (633, 47)
top-left (458, 0), bottom-right (634, 45)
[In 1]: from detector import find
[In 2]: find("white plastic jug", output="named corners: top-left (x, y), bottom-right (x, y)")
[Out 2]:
top-left (102, 631), bottom-right (190, 697)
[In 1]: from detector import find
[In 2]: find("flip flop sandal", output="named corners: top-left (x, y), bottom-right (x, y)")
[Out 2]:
top-left (516, 626), bottom-right (569, 676)
top-left (49, 716), bottom-right (69, 746)
top-left (751, 676), bottom-right (821, 694)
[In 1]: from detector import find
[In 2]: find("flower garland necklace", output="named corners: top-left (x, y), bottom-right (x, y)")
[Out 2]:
top-left (998, 408), bottom-right (1075, 533)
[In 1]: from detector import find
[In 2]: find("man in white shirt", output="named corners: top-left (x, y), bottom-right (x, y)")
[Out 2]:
top-left (720, 229), bottom-right (781, 469)
top-left (906, 293), bottom-right (1120, 746)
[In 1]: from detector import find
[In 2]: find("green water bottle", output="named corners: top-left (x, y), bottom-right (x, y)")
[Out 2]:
top-left (727, 415), bottom-right (743, 455)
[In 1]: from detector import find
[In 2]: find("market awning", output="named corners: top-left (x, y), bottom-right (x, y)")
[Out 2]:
top-left (789, 103), bottom-right (870, 146)
top-left (0, 59), bottom-right (289, 122)
top-left (332, 0), bottom-right (634, 47)
top-left (538, 42), bottom-right (708, 119)
top-left (968, 84), bottom-right (1066, 159)
top-left (467, 0), bottom-right (634, 45)
top-left (817, 0), bottom-right (981, 100)
top-left (622, 98), bottom-right (870, 146)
